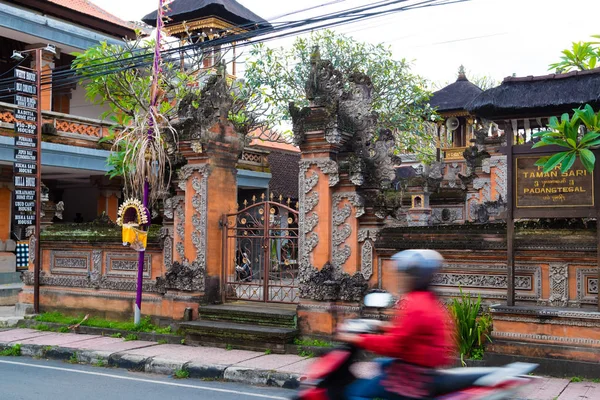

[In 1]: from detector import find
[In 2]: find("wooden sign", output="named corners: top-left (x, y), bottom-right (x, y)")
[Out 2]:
top-left (14, 109), bottom-right (37, 123)
top-left (15, 82), bottom-right (36, 95)
top-left (14, 136), bottom-right (37, 149)
top-left (14, 149), bottom-right (37, 162)
top-left (14, 162), bottom-right (36, 175)
top-left (15, 94), bottom-right (36, 109)
top-left (516, 156), bottom-right (594, 208)
top-left (14, 68), bottom-right (37, 83)
top-left (14, 121), bottom-right (36, 135)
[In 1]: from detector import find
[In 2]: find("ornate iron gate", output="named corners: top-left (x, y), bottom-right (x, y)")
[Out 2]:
top-left (222, 194), bottom-right (299, 303)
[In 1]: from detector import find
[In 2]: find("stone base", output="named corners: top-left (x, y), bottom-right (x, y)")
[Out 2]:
top-left (0, 252), bottom-right (16, 273)
top-left (297, 300), bottom-right (362, 336)
top-left (17, 286), bottom-right (203, 321)
top-left (489, 305), bottom-right (600, 363)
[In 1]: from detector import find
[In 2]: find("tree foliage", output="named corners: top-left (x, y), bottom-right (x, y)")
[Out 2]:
top-left (549, 35), bottom-right (600, 72)
top-left (534, 105), bottom-right (600, 173)
top-left (243, 30), bottom-right (436, 160)
top-left (72, 32), bottom-right (209, 206)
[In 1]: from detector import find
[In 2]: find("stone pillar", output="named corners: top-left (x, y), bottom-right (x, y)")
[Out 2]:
top-left (177, 121), bottom-right (242, 303)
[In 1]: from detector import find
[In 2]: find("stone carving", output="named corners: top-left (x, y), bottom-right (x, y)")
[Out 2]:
top-left (432, 273), bottom-right (532, 290)
top-left (155, 261), bottom-right (205, 293)
top-left (175, 199), bottom-right (186, 262)
top-left (90, 250), bottom-right (102, 288)
top-left (473, 177), bottom-right (492, 202)
top-left (160, 227), bottom-right (173, 269)
top-left (304, 172), bottom-right (318, 193)
top-left (300, 262), bottom-right (367, 301)
top-left (482, 156), bottom-right (507, 201)
top-left (590, 278), bottom-right (598, 295)
top-left (331, 192), bottom-right (365, 268)
top-left (304, 213), bottom-right (319, 234)
top-left (431, 208), bottom-right (464, 225)
top-left (357, 228), bottom-right (379, 243)
top-left (50, 251), bottom-right (90, 274)
top-left (163, 197), bottom-right (174, 220)
top-left (547, 263), bottom-right (569, 307)
top-left (305, 47), bottom-right (344, 108)
top-left (361, 240), bottom-right (374, 280)
top-left (29, 235), bottom-right (36, 266)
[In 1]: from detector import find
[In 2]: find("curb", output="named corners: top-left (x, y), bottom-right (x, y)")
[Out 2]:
top-left (0, 341), bottom-right (303, 389)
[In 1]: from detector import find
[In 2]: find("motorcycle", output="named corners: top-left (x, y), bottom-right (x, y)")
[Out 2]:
top-left (293, 292), bottom-right (538, 400)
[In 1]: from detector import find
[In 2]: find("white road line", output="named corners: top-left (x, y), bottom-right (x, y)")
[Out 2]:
top-left (0, 359), bottom-right (289, 400)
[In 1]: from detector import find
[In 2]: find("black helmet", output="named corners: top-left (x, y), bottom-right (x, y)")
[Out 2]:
top-left (391, 249), bottom-right (443, 291)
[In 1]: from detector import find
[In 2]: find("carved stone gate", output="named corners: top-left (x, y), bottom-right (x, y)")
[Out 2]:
top-left (222, 195), bottom-right (299, 303)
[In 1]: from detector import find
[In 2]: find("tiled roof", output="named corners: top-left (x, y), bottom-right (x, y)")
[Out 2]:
top-left (48, 0), bottom-right (136, 30)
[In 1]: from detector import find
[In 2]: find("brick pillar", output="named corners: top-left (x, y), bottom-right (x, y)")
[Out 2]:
top-left (91, 176), bottom-right (122, 222)
top-left (179, 122), bottom-right (243, 303)
top-left (28, 46), bottom-right (56, 111)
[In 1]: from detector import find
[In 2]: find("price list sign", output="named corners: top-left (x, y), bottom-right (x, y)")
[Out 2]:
top-left (13, 68), bottom-right (38, 228)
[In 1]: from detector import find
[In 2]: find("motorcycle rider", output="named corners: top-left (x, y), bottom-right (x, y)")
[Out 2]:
top-left (336, 249), bottom-right (456, 399)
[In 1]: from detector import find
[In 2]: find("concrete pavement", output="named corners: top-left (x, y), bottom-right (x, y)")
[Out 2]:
top-left (0, 328), bottom-right (598, 399)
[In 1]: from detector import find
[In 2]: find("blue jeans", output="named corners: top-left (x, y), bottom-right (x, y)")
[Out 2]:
top-left (345, 358), bottom-right (405, 400)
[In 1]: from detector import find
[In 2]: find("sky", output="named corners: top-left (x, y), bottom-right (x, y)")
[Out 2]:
top-left (90, 0), bottom-right (600, 87)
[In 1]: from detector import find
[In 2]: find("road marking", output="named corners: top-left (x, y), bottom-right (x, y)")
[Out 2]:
top-left (0, 359), bottom-right (288, 400)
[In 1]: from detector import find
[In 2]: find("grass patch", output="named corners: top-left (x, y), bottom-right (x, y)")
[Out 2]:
top-left (264, 349), bottom-right (272, 355)
top-left (174, 369), bottom-right (190, 379)
top-left (225, 344), bottom-right (233, 351)
top-left (58, 326), bottom-right (70, 333)
top-left (592, 378), bottom-right (600, 383)
top-left (94, 360), bottom-right (107, 367)
top-left (294, 338), bottom-right (333, 348)
top-left (33, 324), bottom-right (51, 332)
top-left (157, 339), bottom-right (168, 345)
top-left (0, 344), bottom-right (22, 357)
top-left (180, 339), bottom-right (186, 345)
top-left (34, 312), bottom-right (173, 335)
top-left (110, 333), bottom-right (122, 338)
top-left (123, 334), bottom-right (138, 342)
top-left (570, 376), bottom-right (583, 383)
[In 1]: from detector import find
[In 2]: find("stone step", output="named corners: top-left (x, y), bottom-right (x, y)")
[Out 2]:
top-left (0, 283), bottom-right (23, 306)
top-left (180, 319), bottom-right (298, 354)
top-left (0, 272), bottom-right (22, 285)
top-left (199, 302), bottom-right (297, 329)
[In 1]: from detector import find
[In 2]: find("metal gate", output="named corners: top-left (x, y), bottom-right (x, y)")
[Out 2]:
top-left (222, 195), bottom-right (299, 303)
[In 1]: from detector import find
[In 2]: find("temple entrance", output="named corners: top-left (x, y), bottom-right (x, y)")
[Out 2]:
top-left (222, 195), bottom-right (299, 303)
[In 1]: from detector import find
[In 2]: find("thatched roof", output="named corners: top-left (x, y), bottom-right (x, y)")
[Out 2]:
top-left (142, 0), bottom-right (270, 29)
top-left (430, 69), bottom-right (483, 113)
top-left (467, 68), bottom-right (600, 119)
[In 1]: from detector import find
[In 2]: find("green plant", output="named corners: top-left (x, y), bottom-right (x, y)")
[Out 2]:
top-left (533, 105), bottom-right (600, 173)
top-left (68, 352), bottom-right (79, 364)
top-left (592, 378), bottom-right (600, 383)
top-left (0, 344), bottom-right (22, 357)
top-left (58, 326), bottom-right (70, 333)
top-left (225, 344), bottom-right (233, 351)
top-left (449, 288), bottom-right (493, 365)
top-left (174, 369), bottom-right (190, 379)
top-left (294, 338), bottom-right (333, 348)
top-left (123, 334), bottom-right (138, 342)
top-left (157, 339), bottom-right (168, 345)
top-left (264, 349), bottom-right (272, 355)
top-left (110, 333), bottom-right (122, 338)
top-left (549, 36), bottom-right (600, 72)
top-left (570, 376), bottom-right (583, 383)
top-left (298, 349), bottom-right (314, 358)
top-left (34, 312), bottom-right (175, 335)
top-left (94, 359), bottom-right (107, 367)
top-left (180, 339), bottom-right (186, 345)
top-left (33, 324), bottom-right (51, 332)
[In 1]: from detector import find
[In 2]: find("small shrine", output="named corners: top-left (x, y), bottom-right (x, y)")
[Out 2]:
top-left (142, 0), bottom-right (271, 75)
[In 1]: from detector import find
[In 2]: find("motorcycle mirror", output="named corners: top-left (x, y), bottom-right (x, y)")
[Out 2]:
top-left (363, 292), bottom-right (394, 308)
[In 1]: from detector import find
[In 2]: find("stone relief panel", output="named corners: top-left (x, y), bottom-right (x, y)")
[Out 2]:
top-left (105, 252), bottom-right (151, 278)
top-left (576, 266), bottom-right (598, 305)
top-left (482, 156), bottom-right (507, 201)
top-left (547, 263), bottom-right (569, 307)
top-left (331, 192), bottom-right (365, 269)
top-left (431, 207), bottom-right (464, 225)
top-left (361, 240), bottom-right (374, 280)
top-left (49, 251), bottom-right (91, 275)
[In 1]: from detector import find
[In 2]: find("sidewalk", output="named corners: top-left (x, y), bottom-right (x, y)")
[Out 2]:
top-left (0, 328), bottom-right (598, 399)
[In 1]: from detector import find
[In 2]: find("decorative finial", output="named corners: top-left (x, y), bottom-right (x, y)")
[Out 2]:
top-left (457, 65), bottom-right (467, 81)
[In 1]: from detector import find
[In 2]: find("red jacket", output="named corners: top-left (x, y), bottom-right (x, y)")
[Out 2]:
top-left (357, 291), bottom-right (455, 368)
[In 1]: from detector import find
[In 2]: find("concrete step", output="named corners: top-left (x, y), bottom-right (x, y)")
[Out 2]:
top-left (0, 272), bottom-right (22, 285)
top-left (199, 302), bottom-right (297, 329)
top-left (180, 319), bottom-right (298, 354)
top-left (0, 283), bottom-right (23, 306)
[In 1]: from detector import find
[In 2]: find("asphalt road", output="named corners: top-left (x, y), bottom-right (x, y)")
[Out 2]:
top-left (0, 357), bottom-right (295, 400)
